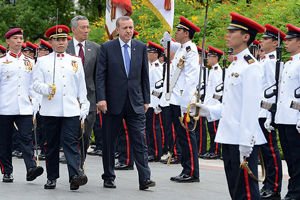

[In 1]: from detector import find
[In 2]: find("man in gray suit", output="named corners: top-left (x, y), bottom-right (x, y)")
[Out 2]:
top-left (66, 15), bottom-right (100, 167)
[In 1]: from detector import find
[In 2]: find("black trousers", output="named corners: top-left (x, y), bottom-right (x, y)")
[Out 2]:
top-left (117, 120), bottom-right (134, 165)
top-left (223, 144), bottom-right (260, 200)
top-left (169, 104), bottom-right (199, 178)
top-left (146, 108), bottom-right (162, 158)
top-left (195, 116), bottom-right (207, 155)
top-left (277, 124), bottom-right (300, 199)
top-left (92, 112), bottom-right (103, 151)
top-left (36, 112), bottom-right (46, 154)
top-left (79, 111), bottom-right (96, 165)
top-left (160, 106), bottom-right (181, 158)
top-left (0, 115), bottom-right (36, 174)
top-left (259, 118), bottom-right (282, 193)
top-left (12, 126), bottom-right (21, 152)
top-left (43, 116), bottom-right (81, 180)
top-left (207, 120), bottom-right (221, 155)
top-left (101, 96), bottom-right (150, 182)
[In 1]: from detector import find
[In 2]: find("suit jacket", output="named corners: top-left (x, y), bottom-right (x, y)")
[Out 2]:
top-left (66, 39), bottom-right (100, 112)
top-left (96, 39), bottom-right (150, 115)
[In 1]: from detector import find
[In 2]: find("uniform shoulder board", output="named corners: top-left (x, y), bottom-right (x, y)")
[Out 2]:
top-left (269, 54), bottom-right (275, 59)
top-left (214, 66), bottom-right (218, 70)
top-left (68, 53), bottom-right (80, 58)
top-left (155, 63), bottom-right (159, 67)
top-left (244, 54), bottom-right (255, 64)
top-left (186, 46), bottom-right (191, 52)
top-left (24, 54), bottom-right (34, 60)
top-left (0, 53), bottom-right (6, 58)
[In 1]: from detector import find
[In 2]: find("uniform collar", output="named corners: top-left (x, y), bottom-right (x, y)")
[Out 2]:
top-left (233, 48), bottom-right (251, 61)
top-left (181, 40), bottom-right (192, 49)
top-left (9, 51), bottom-right (22, 58)
top-left (290, 52), bottom-right (300, 61)
top-left (57, 53), bottom-right (65, 57)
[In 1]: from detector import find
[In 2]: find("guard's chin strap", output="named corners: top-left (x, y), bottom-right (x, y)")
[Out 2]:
top-left (240, 148), bottom-right (266, 182)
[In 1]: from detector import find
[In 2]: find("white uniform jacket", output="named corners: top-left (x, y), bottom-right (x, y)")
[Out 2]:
top-left (275, 53), bottom-right (300, 125)
top-left (149, 60), bottom-right (163, 108)
top-left (208, 48), bottom-right (266, 146)
top-left (169, 41), bottom-right (200, 108)
top-left (33, 52), bottom-right (90, 117)
top-left (0, 51), bottom-right (37, 115)
top-left (259, 51), bottom-right (276, 118)
top-left (204, 63), bottom-right (222, 106)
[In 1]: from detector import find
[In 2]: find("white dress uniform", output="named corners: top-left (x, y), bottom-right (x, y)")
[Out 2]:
top-left (259, 51), bottom-right (276, 118)
top-left (169, 41), bottom-right (200, 109)
top-left (275, 52), bottom-right (300, 125)
top-left (208, 48), bottom-right (266, 146)
top-left (0, 52), bottom-right (37, 115)
top-left (33, 52), bottom-right (89, 117)
top-left (204, 63), bottom-right (222, 106)
top-left (149, 59), bottom-right (163, 109)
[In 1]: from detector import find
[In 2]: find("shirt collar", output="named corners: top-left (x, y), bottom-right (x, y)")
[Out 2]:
top-left (119, 38), bottom-right (131, 48)
top-left (73, 37), bottom-right (86, 48)
top-left (181, 40), bottom-right (192, 49)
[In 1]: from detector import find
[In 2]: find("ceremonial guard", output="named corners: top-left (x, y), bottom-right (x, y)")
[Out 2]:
top-left (201, 46), bottom-right (223, 159)
top-left (146, 41), bottom-right (164, 162)
top-left (191, 12), bottom-right (266, 198)
top-left (162, 16), bottom-right (200, 182)
top-left (195, 45), bottom-right (208, 158)
top-left (265, 24), bottom-right (300, 200)
top-left (0, 28), bottom-right (43, 183)
top-left (259, 24), bottom-right (285, 200)
top-left (23, 41), bottom-right (37, 58)
top-left (33, 25), bottom-right (89, 190)
top-left (38, 39), bottom-right (53, 57)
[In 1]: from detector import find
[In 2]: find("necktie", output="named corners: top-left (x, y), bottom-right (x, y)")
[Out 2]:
top-left (124, 44), bottom-right (130, 76)
top-left (78, 43), bottom-right (85, 66)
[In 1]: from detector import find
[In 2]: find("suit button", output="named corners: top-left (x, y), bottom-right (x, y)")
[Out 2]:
top-left (231, 83), bottom-right (233, 85)
top-left (223, 102), bottom-right (225, 105)
top-left (18, 85), bottom-right (20, 87)
top-left (6, 75), bottom-right (9, 78)
top-left (62, 66), bottom-right (64, 68)
top-left (280, 101), bottom-right (282, 103)
top-left (18, 94), bottom-right (20, 97)
top-left (19, 76), bottom-right (21, 78)
top-left (283, 81), bottom-right (285, 83)
top-left (64, 85), bottom-right (66, 87)
top-left (63, 94), bottom-right (65, 96)
top-left (220, 115), bottom-right (223, 118)
top-left (63, 75), bottom-right (65, 78)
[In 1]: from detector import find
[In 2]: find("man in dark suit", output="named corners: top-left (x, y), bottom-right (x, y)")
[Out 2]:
top-left (66, 15), bottom-right (100, 166)
top-left (97, 16), bottom-right (155, 190)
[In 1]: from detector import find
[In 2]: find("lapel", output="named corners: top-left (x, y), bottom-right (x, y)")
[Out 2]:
top-left (130, 39), bottom-right (137, 76)
top-left (84, 40), bottom-right (92, 69)
top-left (113, 39), bottom-right (127, 77)
top-left (67, 39), bottom-right (76, 55)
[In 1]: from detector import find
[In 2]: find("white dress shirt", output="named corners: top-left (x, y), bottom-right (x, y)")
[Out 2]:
top-left (73, 38), bottom-right (86, 56)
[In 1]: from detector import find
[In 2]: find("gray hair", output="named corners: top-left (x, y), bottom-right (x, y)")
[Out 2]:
top-left (116, 16), bottom-right (133, 28)
top-left (70, 15), bottom-right (89, 28)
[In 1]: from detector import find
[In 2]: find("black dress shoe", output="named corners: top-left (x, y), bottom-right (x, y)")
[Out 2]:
top-left (148, 155), bottom-right (161, 162)
top-left (260, 189), bottom-right (281, 200)
top-left (198, 153), bottom-right (207, 158)
top-left (170, 174), bottom-right (183, 181)
top-left (103, 180), bottom-right (116, 188)
top-left (38, 154), bottom-right (46, 160)
top-left (13, 150), bottom-right (23, 158)
top-left (70, 174), bottom-right (88, 190)
top-left (282, 197), bottom-right (296, 200)
top-left (115, 152), bottom-right (119, 158)
top-left (3, 174), bottom-right (13, 182)
top-left (87, 149), bottom-right (102, 156)
top-left (202, 152), bottom-right (211, 159)
top-left (114, 162), bottom-right (134, 170)
top-left (175, 174), bottom-right (200, 183)
top-left (160, 157), bottom-right (181, 164)
top-left (27, 166), bottom-right (44, 181)
top-left (208, 153), bottom-right (221, 159)
top-left (44, 179), bottom-right (56, 189)
top-left (59, 154), bottom-right (67, 164)
top-left (139, 178), bottom-right (155, 190)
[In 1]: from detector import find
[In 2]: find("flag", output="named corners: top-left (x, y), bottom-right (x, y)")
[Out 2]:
top-left (143, 0), bottom-right (174, 34)
top-left (105, 0), bottom-right (132, 40)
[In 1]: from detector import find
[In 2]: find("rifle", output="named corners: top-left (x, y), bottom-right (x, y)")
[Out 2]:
top-left (260, 31), bottom-right (283, 126)
top-left (213, 49), bottom-right (226, 102)
top-left (199, 52), bottom-right (207, 102)
top-left (48, 8), bottom-right (58, 100)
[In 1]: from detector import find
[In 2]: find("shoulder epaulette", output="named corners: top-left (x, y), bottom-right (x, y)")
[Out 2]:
top-left (155, 63), bottom-right (159, 67)
top-left (214, 66), bottom-right (218, 70)
top-left (186, 46), bottom-right (191, 52)
top-left (24, 54), bottom-right (34, 60)
top-left (0, 53), bottom-right (6, 58)
top-left (269, 54), bottom-right (275, 59)
top-left (68, 53), bottom-right (80, 58)
top-left (244, 54), bottom-right (255, 65)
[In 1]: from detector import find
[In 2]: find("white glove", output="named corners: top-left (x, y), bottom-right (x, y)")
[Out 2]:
top-left (239, 145), bottom-right (253, 163)
top-left (161, 32), bottom-right (172, 48)
top-left (189, 103), bottom-right (210, 117)
top-left (296, 120), bottom-right (300, 133)
top-left (79, 114), bottom-right (86, 123)
top-left (181, 106), bottom-right (188, 116)
top-left (264, 118), bottom-right (274, 132)
top-left (154, 106), bottom-right (162, 114)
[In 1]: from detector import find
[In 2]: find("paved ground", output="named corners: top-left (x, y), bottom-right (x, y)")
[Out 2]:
top-left (1, 151), bottom-right (289, 200)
